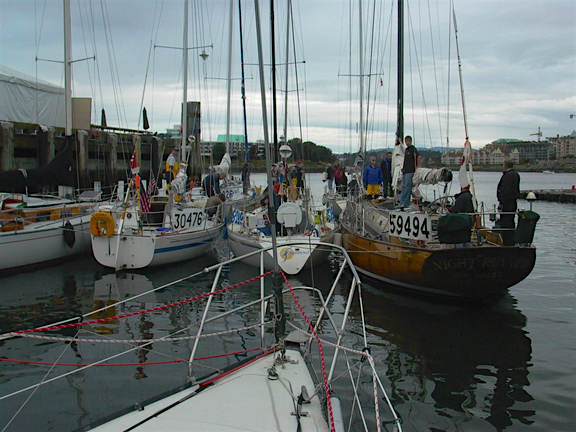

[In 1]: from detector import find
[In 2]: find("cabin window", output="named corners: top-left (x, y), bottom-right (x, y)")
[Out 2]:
top-left (35, 211), bottom-right (51, 222)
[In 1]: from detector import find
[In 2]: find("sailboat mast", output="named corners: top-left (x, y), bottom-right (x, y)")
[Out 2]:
top-left (225, 0), bottom-right (234, 154)
top-left (238, 0), bottom-right (250, 162)
top-left (64, 0), bottom-right (72, 136)
top-left (238, 0), bottom-right (250, 161)
top-left (255, 0), bottom-right (285, 339)
top-left (282, 0), bottom-right (291, 151)
top-left (358, 0), bottom-right (365, 156)
top-left (181, 0), bottom-right (189, 162)
top-left (395, 0), bottom-right (404, 145)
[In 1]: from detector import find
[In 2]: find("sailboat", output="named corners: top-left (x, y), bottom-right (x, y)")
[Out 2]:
top-left (226, 0), bottom-right (335, 275)
top-left (339, 0), bottom-right (539, 302)
top-left (0, 4), bottom-right (403, 430)
top-left (90, 1), bottom-right (224, 271)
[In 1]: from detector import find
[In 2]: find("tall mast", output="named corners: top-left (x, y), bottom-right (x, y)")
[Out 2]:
top-left (181, 0), bottom-right (189, 162)
top-left (254, 0), bottom-right (284, 338)
top-left (63, 0), bottom-right (72, 136)
top-left (282, 0), bottom-right (291, 150)
top-left (225, 0), bottom-right (234, 154)
top-left (358, 0), bottom-right (365, 156)
top-left (238, 0), bottom-right (250, 161)
top-left (395, 0), bottom-right (404, 145)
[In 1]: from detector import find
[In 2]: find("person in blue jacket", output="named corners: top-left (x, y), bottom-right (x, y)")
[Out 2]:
top-left (363, 156), bottom-right (384, 199)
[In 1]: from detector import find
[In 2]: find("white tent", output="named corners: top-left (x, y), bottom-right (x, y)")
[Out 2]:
top-left (0, 65), bottom-right (65, 128)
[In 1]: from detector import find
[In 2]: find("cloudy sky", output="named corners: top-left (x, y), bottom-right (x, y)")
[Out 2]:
top-left (1, 0), bottom-right (575, 154)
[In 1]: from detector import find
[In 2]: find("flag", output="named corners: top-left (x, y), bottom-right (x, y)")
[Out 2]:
top-left (140, 181), bottom-right (151, 213)
top-left (458, 140), bottom-right (473, 189)
top-left (101, 108), bottom-right (107, 128)
top-left (130, 151), bottom-right (140, 175)
top-left (143, 107), bottom-right (150, 130)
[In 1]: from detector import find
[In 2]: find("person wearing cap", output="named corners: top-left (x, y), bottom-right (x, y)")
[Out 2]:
top-left (450, 184), bottom-right (474, 215)
top-left (165, 148), bottom-right (180, 184)
top-left (293, 161), bottom-right (305, 193)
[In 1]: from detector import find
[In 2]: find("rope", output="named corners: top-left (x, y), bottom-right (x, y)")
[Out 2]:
top-left (286, 322), bottom-right (402, 432)
top-left (13, 322), bottom-right (271, 344)
top-left (6, 270), bottom-right (273, 337)
top-left (281, 272), bottom-right (335, 432)
top-left (0, 346), bottom-right (270, 368)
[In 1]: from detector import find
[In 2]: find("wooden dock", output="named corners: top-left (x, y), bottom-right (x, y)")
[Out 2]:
top-left (521, 189), bottom-right (576, 204)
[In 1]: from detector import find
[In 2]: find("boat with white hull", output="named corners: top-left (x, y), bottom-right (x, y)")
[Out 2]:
top-left (0, 192), bottom-right (98, 273)
top-left (91, 172), bottom-right (224, 271)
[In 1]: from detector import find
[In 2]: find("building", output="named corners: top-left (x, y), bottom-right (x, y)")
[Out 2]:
top-left (550, 131), bottom-right (576, 158)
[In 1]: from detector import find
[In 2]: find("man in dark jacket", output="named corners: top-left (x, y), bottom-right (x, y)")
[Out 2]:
top-left (497, 160), bottom-right (521, 246)
top-left (202, 172), bottom-right (226, 197)
top-left (380, 151), bottom-right (393, 198)
top-left (451, 185), bottom-right (475, 215)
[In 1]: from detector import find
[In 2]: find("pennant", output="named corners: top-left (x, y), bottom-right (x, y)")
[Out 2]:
top-left (143, 107), bottom-right (150, 130)
top-left (101, 109), bottom-right (107, 128)
top-left (458, 140), bottom-right (473, 189)
top-left (130, 151), bottom-right (140, 175)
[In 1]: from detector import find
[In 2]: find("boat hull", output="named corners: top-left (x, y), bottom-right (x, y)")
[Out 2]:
top-left (341, 226), bottom-right (536, 300)
top-left (0, 217), bottom-right (91, 273)
top-left (92, 223), bottom-right (224, 270)
top-left (226, 226), bottom-right (334, 275)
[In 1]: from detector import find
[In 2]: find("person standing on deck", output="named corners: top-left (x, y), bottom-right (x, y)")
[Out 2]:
top-left (363, 156), bottom-right (384, 200)
top-left (324, 163), bottom-right (334, 191)
top-left (241, 162), bottom-right (251, 195)
top-left (398, 136), bottom-right (422, 208)
top-left (380, 151), bottom-right (393, 198)
top-left (497, 160), bottom-right (521, 246)
top-left (165, 148), bottom-right (180, 184)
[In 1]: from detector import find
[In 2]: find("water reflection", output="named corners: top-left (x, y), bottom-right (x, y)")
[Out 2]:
top-left (359, 284), bottom-right (534, 430)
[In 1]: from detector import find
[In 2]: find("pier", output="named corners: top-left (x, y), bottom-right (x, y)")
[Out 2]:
top-left (521, 189), bottom-right (576, 204)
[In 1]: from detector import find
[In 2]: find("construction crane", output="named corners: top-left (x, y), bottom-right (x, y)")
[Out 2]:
top-left (530, 127), bottom-right (542, 142)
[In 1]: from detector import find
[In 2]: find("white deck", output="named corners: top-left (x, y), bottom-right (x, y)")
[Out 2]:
top-left (90, 349), bottom-right (330, 432)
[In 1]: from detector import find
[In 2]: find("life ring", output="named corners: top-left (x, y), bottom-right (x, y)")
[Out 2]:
top-left (90, 211), bottom-right (115, 237)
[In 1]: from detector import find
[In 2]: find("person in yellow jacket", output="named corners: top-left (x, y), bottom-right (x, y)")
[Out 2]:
top-left (165, 148), bottom-right (180, 184)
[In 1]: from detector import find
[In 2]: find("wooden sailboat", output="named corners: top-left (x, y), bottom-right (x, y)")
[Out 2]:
top-left (90, 1), bottom-right (224, 271)
top-left (339, 0), bottom-right (539, 302)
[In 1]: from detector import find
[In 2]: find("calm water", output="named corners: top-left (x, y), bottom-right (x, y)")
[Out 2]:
top-left (0, 171), bottom-right (575, 431)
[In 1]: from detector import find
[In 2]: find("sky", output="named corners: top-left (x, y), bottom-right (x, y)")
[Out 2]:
top-left (1, 0), bottom-right (575, 155)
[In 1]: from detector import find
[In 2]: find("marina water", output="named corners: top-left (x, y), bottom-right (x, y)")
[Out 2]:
top-left (0, 171), bottom-right (575, 431)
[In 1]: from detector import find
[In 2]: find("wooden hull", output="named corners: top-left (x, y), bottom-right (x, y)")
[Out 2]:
top-left (341, 225), bottom-right (536, 300)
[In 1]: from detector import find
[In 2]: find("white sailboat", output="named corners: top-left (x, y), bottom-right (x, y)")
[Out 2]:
top-left (90, 1), bottom-right (224, 271)
top-left (226, 0), bottom-right (335, 275)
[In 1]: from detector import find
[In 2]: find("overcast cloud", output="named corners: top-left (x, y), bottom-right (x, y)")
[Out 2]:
top-left (1, 0), bottom-right (574, 154)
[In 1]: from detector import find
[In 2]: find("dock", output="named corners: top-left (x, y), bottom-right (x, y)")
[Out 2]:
top-left (521, 189), bottom-right (576, 204)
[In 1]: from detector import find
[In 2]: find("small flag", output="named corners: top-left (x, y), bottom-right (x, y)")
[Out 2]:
top-left (380, 78), bottom-right (383, 86)
top-left (143, 107), bottom-right (150, 130)
top-left (101, 109), bottom-right (107, 128)
top-left (130, 151), bottom-right (140, 175)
